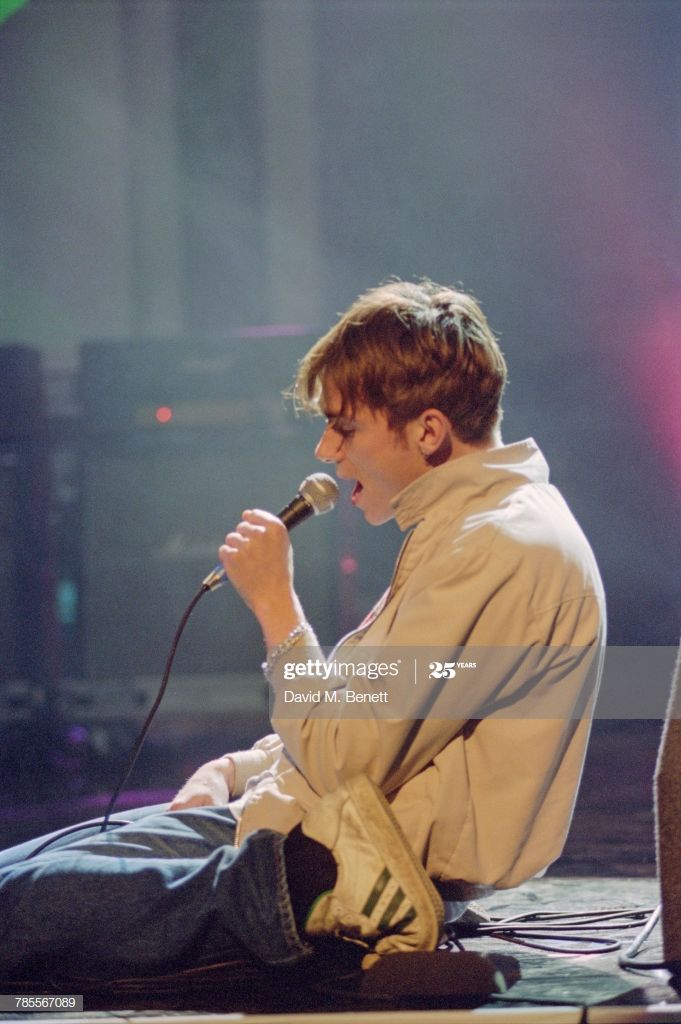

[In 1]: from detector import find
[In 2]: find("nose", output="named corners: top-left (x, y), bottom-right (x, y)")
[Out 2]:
top-left (315, 424), bottom-right (342, 464)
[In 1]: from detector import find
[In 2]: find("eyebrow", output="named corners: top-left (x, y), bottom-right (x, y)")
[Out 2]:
top-left (322, 407), bottom-right (352, 424)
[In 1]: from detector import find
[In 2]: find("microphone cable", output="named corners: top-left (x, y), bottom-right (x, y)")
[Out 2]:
top-left (24, 818), bottom-right (134, 860)
top-left (17, 475), bottom-right (339, 859)
top-left (23, 474), bottom-right (339, 857)
top-left (97, 472), bottom-right (338, 827)
top-left (99, 582), bottom-right (209, 833)
top-left (23, 582), bottom-right (209, 858)
top-left (97, 472), bottom-right (336, 828)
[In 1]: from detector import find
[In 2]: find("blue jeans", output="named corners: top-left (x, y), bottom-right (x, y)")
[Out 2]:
top-left (0, 804), bottom-right (313, 982)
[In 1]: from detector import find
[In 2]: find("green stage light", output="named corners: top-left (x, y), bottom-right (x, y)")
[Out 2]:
top-left (0, 0), bottom-right (30, 27)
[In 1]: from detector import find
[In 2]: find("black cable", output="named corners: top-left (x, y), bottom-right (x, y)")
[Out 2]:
top-left (25, 819), bottom-right (133, 859)
top-left (618, 904), bottom-right (676, 972)
top-left (99, 583), bottom-right (208, 832)
top-left (466, 930), bottom-right (622, 955)
top-left (446, 906), bottom-right (657, 956)
top-left (489, 907), bottom-right (654, 928)
top-left (20, 584), bottom-right (209, 860)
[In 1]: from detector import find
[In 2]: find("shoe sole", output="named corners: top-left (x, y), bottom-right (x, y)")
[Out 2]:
top-left (345, 774), bottom-right (444, 949)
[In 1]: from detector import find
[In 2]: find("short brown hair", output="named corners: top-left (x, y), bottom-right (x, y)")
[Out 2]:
top-left (292, 279), bottom-right (507, 443)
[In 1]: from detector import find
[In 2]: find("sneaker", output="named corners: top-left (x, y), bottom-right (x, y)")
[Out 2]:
top-left (301, 774), bottom-right (444, 963)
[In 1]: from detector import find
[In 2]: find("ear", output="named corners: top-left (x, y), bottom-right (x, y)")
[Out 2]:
top-left (410, 409), bottom-right (454, 466)
top-left (414, 408), bottom-right (452, 453)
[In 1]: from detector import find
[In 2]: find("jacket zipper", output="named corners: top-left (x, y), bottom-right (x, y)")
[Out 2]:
top-left (332, 527), bottom-right (417, 648)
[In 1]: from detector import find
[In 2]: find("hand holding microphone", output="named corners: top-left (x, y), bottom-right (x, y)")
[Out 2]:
top-left (202, 472), bottom-right (339, 592)
top-left (169, 477), bottom-right (337, 815)
top-left (103, 475), bottom-right (338, 829)
top-left (203, 472), bottom-right (338, 648)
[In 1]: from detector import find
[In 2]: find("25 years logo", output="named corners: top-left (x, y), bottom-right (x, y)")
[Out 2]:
top-left (428, 661), bottom-right (457, 679)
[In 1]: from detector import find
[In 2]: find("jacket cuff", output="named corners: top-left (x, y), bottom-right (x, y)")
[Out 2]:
top-left (226, 748), bottom-right (276, 798)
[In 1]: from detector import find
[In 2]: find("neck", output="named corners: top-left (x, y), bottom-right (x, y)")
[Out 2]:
top-left (431, 429), bottom-right (502, 467)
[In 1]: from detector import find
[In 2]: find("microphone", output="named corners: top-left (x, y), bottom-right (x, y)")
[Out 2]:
top-left (201, 472), bottom-right (339, 591)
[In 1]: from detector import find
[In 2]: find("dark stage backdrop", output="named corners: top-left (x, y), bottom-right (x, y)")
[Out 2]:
top-left (80, 337), bottom-right (339, 679)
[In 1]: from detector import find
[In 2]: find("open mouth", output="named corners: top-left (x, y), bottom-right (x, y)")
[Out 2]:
top-left (350, 480), bottom-right (364, 505)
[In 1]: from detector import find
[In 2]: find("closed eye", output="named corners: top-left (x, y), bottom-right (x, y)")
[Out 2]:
top-left (333, 425), bottom-right (356, 440)
top-left (324, 414), bottom-right (356, 440)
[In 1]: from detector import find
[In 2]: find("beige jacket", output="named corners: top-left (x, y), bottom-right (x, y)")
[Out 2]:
top-left (228, 440), bottom-right (606, 896)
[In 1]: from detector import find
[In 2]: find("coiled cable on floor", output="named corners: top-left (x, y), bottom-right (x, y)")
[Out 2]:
top-left (618, 904), bottom-right (675, 972)
top-left (446, 905), bottom-right (657, 955)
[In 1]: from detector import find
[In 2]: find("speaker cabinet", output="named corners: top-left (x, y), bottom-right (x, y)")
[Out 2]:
top-left (0, 344), bottom-right (54, 684)
top-left (655, 640), bottom-right (681, 968)
top-left (80, 337), bottom-right (339, 679)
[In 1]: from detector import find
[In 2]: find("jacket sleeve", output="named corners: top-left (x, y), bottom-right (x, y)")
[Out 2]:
top-left (226, 733), bottom-right (284, 798)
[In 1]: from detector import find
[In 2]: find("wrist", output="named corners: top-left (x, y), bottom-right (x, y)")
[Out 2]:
top-left (262, 621), bottom-right (314, 678)
top-left (216, 755), bottom-right (236, 793)
top-left (253, 590), bottom-right (306, 649)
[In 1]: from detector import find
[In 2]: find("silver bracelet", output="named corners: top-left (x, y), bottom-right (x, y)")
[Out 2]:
top-left (262, 622), bottom-right (311, 677)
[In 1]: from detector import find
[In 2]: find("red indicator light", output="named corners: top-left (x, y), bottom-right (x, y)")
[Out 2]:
top-left (340, 555), bottom-right (358, 575)
top-left (155, 406), bottom-right (173, 424)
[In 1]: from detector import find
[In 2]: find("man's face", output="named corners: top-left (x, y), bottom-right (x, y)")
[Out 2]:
top-left (315, 380), bottom-right (428, 525)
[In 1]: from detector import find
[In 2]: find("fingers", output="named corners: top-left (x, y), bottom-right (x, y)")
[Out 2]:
top-left (224, 525), bottom-right (263, 549)
top-left (222, 509), bottom-right (287, 549)
top-left (217, 507), bottom-right (293, 614)
top-left (237, 509), bottom-right (287, 534)
top-left (242, 508), bottom-right (284, 527)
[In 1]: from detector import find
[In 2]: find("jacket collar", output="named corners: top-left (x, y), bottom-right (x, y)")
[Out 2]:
top-left (391, 438), bottom-right (549, 531)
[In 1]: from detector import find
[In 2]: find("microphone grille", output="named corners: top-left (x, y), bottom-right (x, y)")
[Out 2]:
top-left (299, 472), bottom-right (339, 515)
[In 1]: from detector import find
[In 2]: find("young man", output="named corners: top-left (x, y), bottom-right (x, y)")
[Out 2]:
top-left (0, 280), bottom-right (605, 983)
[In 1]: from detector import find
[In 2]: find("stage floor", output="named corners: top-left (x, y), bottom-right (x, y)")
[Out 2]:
top-left (1, 876), bottom-right (678, 1023)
